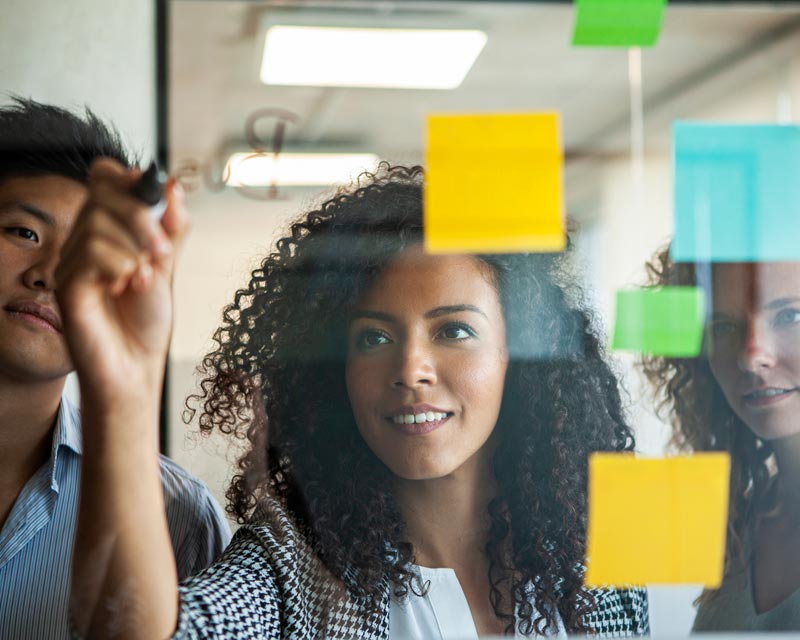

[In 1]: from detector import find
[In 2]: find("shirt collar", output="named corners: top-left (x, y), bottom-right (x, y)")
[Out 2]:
top-left (48, 394), bottom-right (82, 491)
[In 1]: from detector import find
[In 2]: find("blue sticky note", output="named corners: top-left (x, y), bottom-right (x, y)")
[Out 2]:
top-left (672, 123), bottom-right (800, 262)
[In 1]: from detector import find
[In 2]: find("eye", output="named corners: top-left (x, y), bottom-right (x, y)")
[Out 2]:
top-left (710, 320), bottom-right (738, 339)
top-left (437, 322), bottom-right (476, 341)
top-left (774, 307), bottom-right (800, 327)
top-left (355, 329), bottom-right (392, 349)
top-left (8, 227), bottom-right (39, 242)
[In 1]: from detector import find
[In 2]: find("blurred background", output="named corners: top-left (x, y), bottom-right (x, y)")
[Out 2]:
top-left (5, 0), bottom-right (800, 634)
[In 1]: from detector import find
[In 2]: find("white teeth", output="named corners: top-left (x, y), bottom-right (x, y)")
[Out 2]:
top-left (749, 388), bottom-right (792, 398)
top-left (392, 412), bottom-right (448, 425)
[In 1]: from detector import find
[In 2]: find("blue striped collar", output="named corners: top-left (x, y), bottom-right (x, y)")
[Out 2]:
top-left (49, 395), bottom-right (82, 492)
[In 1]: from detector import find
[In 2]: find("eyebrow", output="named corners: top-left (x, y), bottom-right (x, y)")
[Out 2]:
top-left (712, 296), bottom-right (800, 319)
top-left (351, 304), bottom-right (489, 323)
top-left (0, 202), bottom-right (57, 227)
top-left (764, 297), bottom-right (800, 311)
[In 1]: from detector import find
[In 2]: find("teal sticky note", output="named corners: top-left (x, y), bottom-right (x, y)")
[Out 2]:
top-left (572, 0), bottom-right (666, 47)
top-left (612, 287), bottom-right (705, 357)
top-left (672, 123), bottom-right (800, 262)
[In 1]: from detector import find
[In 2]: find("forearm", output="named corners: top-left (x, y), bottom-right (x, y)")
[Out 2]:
top-left (71, 396), bottom-right (178, 639)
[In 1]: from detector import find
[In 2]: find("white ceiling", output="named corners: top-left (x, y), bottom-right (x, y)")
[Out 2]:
top-left (170, 0), bottom-right (800, 168)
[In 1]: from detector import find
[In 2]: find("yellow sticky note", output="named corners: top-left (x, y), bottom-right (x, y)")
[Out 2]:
top-left (424, 113), bottom-right (566, 254)
top-left (585, 453), bottom-right (730, 587)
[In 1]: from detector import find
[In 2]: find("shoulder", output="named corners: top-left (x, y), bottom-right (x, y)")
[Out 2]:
top-left (156, 455), bottom-right (224, 521)
top-left (177, 499), bottom-right (389, 638)
top-left (584, 586), bottom-right (650, 636)
top-left (156, 455), bottom-right (232, 574)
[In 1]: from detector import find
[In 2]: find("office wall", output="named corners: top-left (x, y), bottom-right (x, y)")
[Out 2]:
top-left (4, 5), bottom-right (800, 634)
top-left (0, 0), bottom-right (157, 405)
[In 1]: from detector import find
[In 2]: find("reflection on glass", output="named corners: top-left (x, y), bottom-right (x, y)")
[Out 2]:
top-left (643, 251), bottom-right (800, 631)
top-left (67, 164), bottom-right (650, 638)
top-left (176, 165), bottom-right (648, 637)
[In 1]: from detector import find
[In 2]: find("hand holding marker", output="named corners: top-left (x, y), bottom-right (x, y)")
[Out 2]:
top-left (130, 160), bottom-right (169, 291)
top-left (132, 160), bottom-right (168, 221)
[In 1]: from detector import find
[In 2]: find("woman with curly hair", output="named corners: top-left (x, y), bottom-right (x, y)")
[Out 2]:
top-left (642, 248), bottom-right (800, 631)
top-left (60, 161), bottom-right (648, 638)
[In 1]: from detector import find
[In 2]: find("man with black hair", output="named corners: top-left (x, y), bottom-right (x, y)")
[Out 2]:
top-left (0, 98), bottom-right (230, 638)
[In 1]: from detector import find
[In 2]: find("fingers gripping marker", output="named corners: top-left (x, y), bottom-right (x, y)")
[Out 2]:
top-left (132, 161), bottom-right (168, 221)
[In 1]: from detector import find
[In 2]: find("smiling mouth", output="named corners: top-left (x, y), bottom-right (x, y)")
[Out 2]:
top-left (742, 388), bottom-right (797, 407)
top-left (386, 412), bottom-right (453, 435)
top-left (389, 411), bottom-right (452, 425)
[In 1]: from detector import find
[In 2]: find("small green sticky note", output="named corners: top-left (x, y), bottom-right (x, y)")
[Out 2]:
top-left (612, 287), bottom-right (705, 357)
top-left (572, 0), bottom-right (667, 47)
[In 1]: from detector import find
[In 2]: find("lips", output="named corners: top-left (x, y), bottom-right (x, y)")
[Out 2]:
top-left (385, 403), bottom-right (453, 435)
top-left (4, 301), bottom-right (62, 333)
top-left (741, 387), bottom-right (797, 407)
top-left (386, 403), bottom-right (451, 420)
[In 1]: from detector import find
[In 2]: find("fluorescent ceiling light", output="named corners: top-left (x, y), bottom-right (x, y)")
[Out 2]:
top-left (225, 152), bottom-right (380, 187)
top-left (260, 26), bottom-right (487, 89)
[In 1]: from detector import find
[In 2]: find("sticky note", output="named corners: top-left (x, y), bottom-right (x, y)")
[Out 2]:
top-left (672, 123), bottom-right (800, 262)
top-left (572, 0), bottom-right (667, 47)
top-left (585, 453), bottom-right (730, 587)
top-left (612, 287), bottom-right (705, 357)
top-left (424, 113), bottom-right (566, 254)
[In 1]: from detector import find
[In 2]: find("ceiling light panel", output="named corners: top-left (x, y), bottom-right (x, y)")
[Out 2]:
top-left (225, 152), bottom-right (380, 187)
top-left (260, 26), bottom-right (487, 90)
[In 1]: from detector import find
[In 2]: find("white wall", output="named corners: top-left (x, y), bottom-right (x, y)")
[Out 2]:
top-left (0, 0), bottom-right (156, 158)
top-left (0, 0), bottom-right (157, 406)
top-left (168, 190), bottom-right (307, 513)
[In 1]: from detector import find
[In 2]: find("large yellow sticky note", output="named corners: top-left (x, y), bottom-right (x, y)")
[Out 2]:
top-left (424, 113), bottom-right (566, 254)
top-left (585, 453), bottom-right (730, 587)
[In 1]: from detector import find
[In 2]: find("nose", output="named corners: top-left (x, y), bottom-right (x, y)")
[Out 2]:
top-left (22, 248), bottom-right (58, 291)
top-left (736, 318), bottom-right (776, 373)
top-left (392, 338), bottom-right (437, 389)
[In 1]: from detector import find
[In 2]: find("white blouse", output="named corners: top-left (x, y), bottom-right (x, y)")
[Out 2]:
top-left (389, 565), bottom-right (567, 639)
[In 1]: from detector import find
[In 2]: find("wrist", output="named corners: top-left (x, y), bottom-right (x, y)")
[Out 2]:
top-left (79, 389), bottom-right (162, 457)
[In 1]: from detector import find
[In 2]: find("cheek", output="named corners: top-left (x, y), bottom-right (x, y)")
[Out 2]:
top-left (451, 350), bottom-right (508, 406)
top-left (708, 351), bottom-right (742, 409)
top-left (345, 359), bottom-right (380, 419)
top-left (775, 338), bottom-right (800, 372)
top-left (708, 356), bottom-right (731, 388)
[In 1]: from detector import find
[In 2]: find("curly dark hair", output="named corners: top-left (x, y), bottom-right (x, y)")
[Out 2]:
top-left (640, 245), bottom-right (774, 602)
top-left (186, 163), bottom-right (636, 635)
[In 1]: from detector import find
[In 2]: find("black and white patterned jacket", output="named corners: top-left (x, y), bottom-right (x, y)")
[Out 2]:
top-left (173, 499), bottom-right (649, 638)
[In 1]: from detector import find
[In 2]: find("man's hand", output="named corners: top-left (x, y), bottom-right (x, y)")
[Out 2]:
top-left (55, 158), bottom-right (189, 416)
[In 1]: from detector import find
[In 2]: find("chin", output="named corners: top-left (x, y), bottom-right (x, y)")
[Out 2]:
top-left (0, 352), bottom-right (72, 384)
top-left (746, 420), bottom-right (800, 442)
top-left (385, 454), bottom-right (460, 481)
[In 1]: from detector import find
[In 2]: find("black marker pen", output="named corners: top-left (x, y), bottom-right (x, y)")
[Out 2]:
top-left (132, 160), bottom-right (168, 221)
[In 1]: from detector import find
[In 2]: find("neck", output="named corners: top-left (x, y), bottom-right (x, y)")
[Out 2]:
top-left (771, 432), bottom-right (800, 522)
top-left (393, 451), bottom-right (497, 571)
top-left (0, 374), bottom-right (65, 487)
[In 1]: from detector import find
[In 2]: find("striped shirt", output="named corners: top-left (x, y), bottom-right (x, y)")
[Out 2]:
top-left (0, 395), bottom-right (232, 639)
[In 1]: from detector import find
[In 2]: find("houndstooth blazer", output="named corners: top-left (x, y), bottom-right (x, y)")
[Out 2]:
top-left (173, 498), bottom-right (649, 638)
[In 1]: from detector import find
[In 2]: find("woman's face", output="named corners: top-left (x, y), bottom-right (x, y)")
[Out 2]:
top-left (345, 245), bottom-right (509, 480)
top-left (709, 262), bottom-right (800, 441)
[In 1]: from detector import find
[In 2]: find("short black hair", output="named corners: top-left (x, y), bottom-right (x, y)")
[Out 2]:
top-left (0, 96), bottom-right (134, 185)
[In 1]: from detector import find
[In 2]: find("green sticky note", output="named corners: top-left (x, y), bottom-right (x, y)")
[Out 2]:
top-left (612, 287), bottom-right (705, 357)
top-left (572, 0), bottom-right (667, 47)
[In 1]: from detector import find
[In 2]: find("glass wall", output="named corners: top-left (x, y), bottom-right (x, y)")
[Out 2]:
top-left (167, 1), bottom-right (800, 635)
